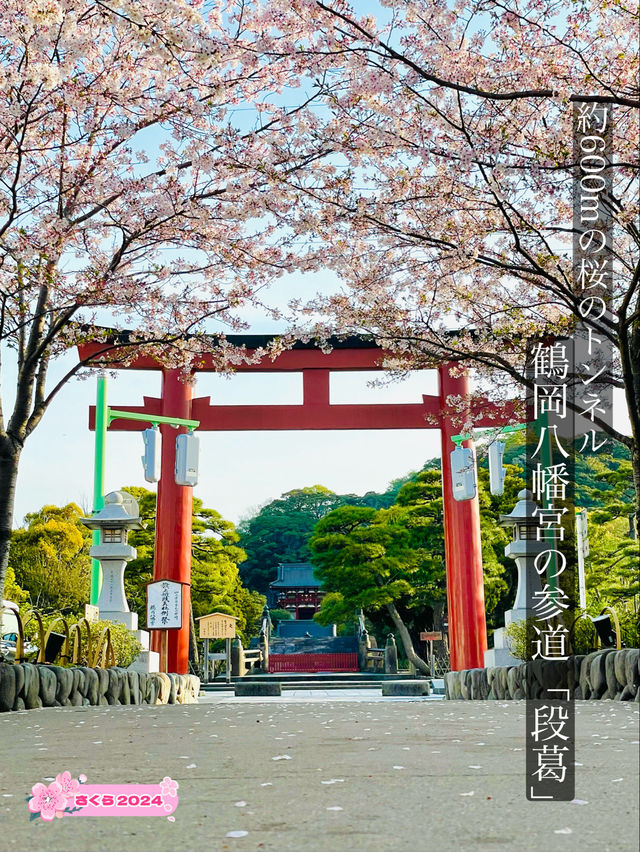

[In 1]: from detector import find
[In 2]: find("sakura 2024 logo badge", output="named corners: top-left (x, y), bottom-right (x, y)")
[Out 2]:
top-left (27, 772), bottom-right (179, 821)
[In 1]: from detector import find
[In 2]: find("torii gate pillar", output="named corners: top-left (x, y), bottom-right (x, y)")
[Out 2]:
top-left (438, 364), bottom-right (487, 671)
top-left (150, 369), bottom-right (194, 673)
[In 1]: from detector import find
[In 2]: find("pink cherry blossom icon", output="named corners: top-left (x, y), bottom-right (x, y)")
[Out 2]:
top-left (160, 777), bottom-right (179, 798)
top-left (28, 782), bottom-right (68, 822)
top-left (55, 772), bottom-right (80, 798)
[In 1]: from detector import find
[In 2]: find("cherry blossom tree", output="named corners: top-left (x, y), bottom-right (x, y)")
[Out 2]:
top-left (1, 0), bottom-right (638, 601)
top-left (0, 0), bottom-right (333, 595)
top-left (258, 0), bottom-right (639, 529)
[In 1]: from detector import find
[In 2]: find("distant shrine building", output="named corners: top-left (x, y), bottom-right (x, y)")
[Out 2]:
top-left (268, 563), bottom-right (335, 639)
top-left (269, 563), bottom-right (323, 618)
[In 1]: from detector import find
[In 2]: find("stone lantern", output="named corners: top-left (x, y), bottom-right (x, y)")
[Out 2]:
top-left (81, 491), bottom-right (143, 630)
top-left (484, 488), bottom-right (547, 667)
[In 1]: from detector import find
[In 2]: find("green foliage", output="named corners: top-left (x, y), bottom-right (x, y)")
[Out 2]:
top-left (8, 504), bottom-right (91, 616)
top-left (614, 607), bottom-right (639, 649)
top-left (237, 486), bottom-right (346, 592)
top-left (237, 482), bottom-right (412, 593)
top-left (396, 456), bottom-right (526, 631)
top-left (91, 619), bottom-right (142, 668)
top-left (570, 615), bottom-right (599, 655)
top-left (17, 611), bottom-right (141, 667)
top-left (578, 457), bottom-right (638, 649)
top-left (503, 617), bottom-right (538, 662)
top-left (222, 583), bottom-right (266, 645)
top-left (585, 516), bottom-right (638, 608)
top-left (504, 610), bottom-right (638, 658)
top-left (498, 430), bottom-right (633, 509)
top-left (20, 609), bottom-right (58, 644)
top-left (269, 608), bottom-right (293, 627)
top-left (309, 470), bottom-right (448, 641)
top-left (2, 565), bottom-right (29, 610)
top-left (579, 454), bottom-right (635, 511)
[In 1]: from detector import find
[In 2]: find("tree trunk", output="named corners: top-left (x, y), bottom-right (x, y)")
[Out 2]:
top-left (385, 601), bottom-right (431, 676)
top-left (631, 442), bottom-right (640, 566)
top-left (0, 437), bottom-right (21, 599)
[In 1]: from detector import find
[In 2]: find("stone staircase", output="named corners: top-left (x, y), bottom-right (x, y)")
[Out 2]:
top-left (201, 671), bottom-right (443, 692)
top-left (250, 635), bottom-right (358, 654)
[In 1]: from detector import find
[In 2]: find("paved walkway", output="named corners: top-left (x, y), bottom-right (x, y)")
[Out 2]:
top-left (0, 699), bottom-right (637, 852)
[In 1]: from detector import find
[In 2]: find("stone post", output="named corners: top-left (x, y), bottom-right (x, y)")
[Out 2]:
top-left (385, 634), bottom-right (398, 674)
top-left (358, 633), bottom-right (368, 670)
top-left (231, 638), bottom-right (245, 678)
top-left (259, 629), bottom-right (269, 674)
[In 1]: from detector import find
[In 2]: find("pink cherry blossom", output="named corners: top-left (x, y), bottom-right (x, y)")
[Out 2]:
top-left (55, 772), bottom-right (80, 798)
top-left (160, 777), bottom-right (179, 798)
top-left (28, 782), bottom-right (68, 822)
top-left (0, 0), bottom-right (638, 589)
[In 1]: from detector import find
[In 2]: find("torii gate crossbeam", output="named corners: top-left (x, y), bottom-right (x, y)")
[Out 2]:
top-left (79, 336), bottom-right (511, 674)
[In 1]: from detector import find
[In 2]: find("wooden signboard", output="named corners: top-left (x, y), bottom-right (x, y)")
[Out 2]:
top-left (420, 631), bottom-right (443, 642)
top-left (197, 612), bottom-right (238, 640)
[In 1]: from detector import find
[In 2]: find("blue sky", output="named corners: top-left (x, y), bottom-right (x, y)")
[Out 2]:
top-left (11, 349), bottom-right (444, 526)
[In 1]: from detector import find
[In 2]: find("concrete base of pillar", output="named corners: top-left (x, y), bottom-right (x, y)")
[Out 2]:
top-left (504, 608), bottom-right (529, 626)
top-left (132, 629), bottom-right (150, 650)
top-left (100, 610), bottom-right (138, 631)
top-left (484, 647), bottom-right (523, 667)
top-left (484, 622), bottom-right (525, 668)
top-left (128, 650), bottom-right (160, 674)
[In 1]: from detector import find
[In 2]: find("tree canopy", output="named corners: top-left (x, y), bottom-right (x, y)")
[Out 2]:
top-left (308, 460), bottom-right (528, 669)
top-left (1, 0), bottom-right (637, 605)
top-left (262, 0), bottom-right (639, 538)
top-left (237, 484), bottom-right (399, 592)
top-left (0, 0), bottom-right (341, 596)
top-left (8, 503), bottom-right (91, 615)
top-left (276, 1), bottom-right (636, 431)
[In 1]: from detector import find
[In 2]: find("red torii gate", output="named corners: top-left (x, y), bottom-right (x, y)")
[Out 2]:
top-left (79, 335), bottom-right (510, 674)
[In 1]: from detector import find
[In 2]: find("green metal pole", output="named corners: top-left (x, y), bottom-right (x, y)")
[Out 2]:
top-left (90, 372), bottom-right (107, 606)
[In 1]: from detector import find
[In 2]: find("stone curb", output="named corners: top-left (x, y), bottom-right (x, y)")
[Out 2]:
top-left (381, 680), bottom-right (431, 696)
top-left (234, 681), bottom-right (282, 697)
top-left (443, 649), bottom-right (639, 701)
top-left (0, 662), bottom-right (200, 712)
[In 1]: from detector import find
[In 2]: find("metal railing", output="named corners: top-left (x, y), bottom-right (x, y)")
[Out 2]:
top-left (1, 606), bottom-right (116, 668)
